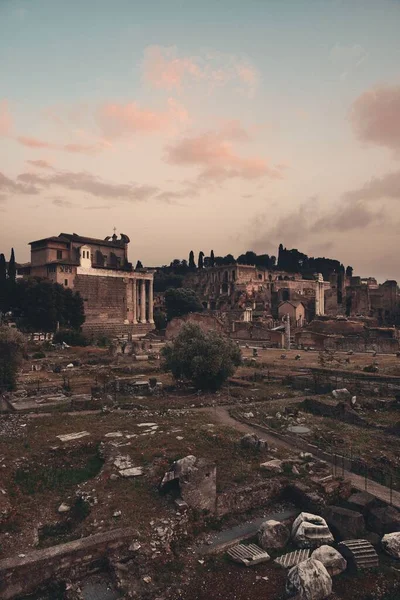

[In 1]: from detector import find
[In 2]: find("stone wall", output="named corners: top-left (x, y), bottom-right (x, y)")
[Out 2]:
top-left (75, 274), bottom-right (127, 324)
top-left (216, 479), bottom-right (283, 516)
top-left (0, 528), bottom-right (135, 600)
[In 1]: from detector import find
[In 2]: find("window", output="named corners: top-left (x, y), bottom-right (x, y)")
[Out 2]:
top-left (64, 279), bottom-right (68, 287)
top-left (57, 250), bottom-right (62, 260)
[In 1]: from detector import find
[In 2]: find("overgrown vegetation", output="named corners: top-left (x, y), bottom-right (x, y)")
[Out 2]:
top-left (0, 326), bottom-right (26, 391)
top-left (162, 322), bottom-right (241, 390)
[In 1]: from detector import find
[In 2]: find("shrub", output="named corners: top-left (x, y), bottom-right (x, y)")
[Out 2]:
top-left (0, 326), bottom-right (26, 391)
top-left (53, 329), bottom-right (88, 347)
top-left (32, 351), bottom-right (46, 359)
top-left (161, 323), bottom-right (241, 391)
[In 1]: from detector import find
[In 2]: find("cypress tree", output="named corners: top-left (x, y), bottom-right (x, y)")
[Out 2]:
top-left (7, 249), bottom-right (16, 283)
top-left (198, 251), bottom-right (204, 269)
top-left (0, 254), bottom-right (6, 313)
top-left (189, 250), bottom-right (196, 269)
top-left (210, 250), bottom-right (215, 267)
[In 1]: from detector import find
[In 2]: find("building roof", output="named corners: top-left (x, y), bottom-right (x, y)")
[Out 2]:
top-left (278, 300), bottom-right (305, 309)
top-left (29, 232), bottom-right (130, 249)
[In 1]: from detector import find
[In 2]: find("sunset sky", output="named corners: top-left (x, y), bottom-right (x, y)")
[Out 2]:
top-left (1, 0), bottom-right (400, 280)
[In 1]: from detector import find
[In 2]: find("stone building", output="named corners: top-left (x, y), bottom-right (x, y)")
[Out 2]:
top-left (183, 263), bottom-right (329, 320)
top-left (278, 301), bottom-right (306, 328)
top-left (19, 232), bottom-right (155, 337)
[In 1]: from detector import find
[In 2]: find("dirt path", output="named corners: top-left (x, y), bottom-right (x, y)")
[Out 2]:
top-left (204, 405), bottom-right (400, 509)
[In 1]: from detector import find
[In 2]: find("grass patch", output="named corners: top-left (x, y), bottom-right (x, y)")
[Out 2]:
top-left (14, 450), bottom-right (104, 495)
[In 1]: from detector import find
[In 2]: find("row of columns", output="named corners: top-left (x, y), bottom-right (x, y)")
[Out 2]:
top-left (130, 278), bottom-right (154, 324)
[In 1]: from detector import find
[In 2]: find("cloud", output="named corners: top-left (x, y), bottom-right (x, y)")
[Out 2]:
top-left (142, 45), bottom-right (259, 95)
top-left (52, 197), bottom-right (74, 208)
top-left (344, 170), bottom-right (400, 202)
top-left (26, 159), bottom-right (54, 169)
top-left (0, 171), bottom-right (39, 196)
top-left (350, 85), bottom-right (400, 153)
top-left (17, 170), bottom-right (159, 202)
top-left (165, 122), bottom-right (283, 181)
top-left (17, 135), bottom-right (111, 154)
top-left (97, 98), bottom-right (189, 139)
top-left (17, 136), bottom-right (52, 149)
top-left (248, 193), bottom-right (386, 254)
top-left (315, 199), bottom-right (385, 231)
top-left (0, 100), bottom-right (12, 136)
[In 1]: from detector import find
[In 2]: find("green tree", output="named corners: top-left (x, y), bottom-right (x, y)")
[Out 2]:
top-left (198, 251), bottom-right (204, 269)
top-left (188, 250), bottom-right (196, 269)
top-left (13, 278), bottom-right (84, 332)
top-left (161, 323), bottom-right (242, 391)
top-left (154, 310), bottom-right (167, 331)
top-left (210, 250), bottom-right (215, 267)
top-left (164, 288), bottom-right (203, 321)
top-left (7, 249), bottom-right (17, 310)
top-left (0, 254), bottom-right (7, 314)
top-left (0, 326), bottom-right (26, 391)
top-left (135, 260), bottom-right (143, 269)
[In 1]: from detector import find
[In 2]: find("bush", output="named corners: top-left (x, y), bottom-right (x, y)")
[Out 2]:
top-left (154, 310), bottom-right (167, 331)
top-left (0, 326), bottom-right (26, 391)
top-left (32, 351), bottom-right (46, 359)
top-left (53, 329), bottom-right (88, 347)
top-left (161, 322), bottom-right (241, 391)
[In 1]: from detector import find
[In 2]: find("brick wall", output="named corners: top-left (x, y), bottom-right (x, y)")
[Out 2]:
top-left (74, 274), bottom-right (127, 323)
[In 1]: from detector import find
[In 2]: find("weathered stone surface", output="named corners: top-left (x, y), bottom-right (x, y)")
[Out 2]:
top-left (381, 532), bottom-right (400, 559)
top-left (260, 459), bottom-right (283, 473)
top-left (338, 539), bottom-right (379, 570)
top-left (286, 558), bottom-right (332, 599)
top-left (292, 513), bottom-right (334, 549)
top-left (240, 433), bottom-right (268, 451)
top-left (311, 545), bottom-right (347, 576)
top-left (57, 431), bottom-right (90, 442)
top-left (275, 549), bottom-right (310, 568)
top-left (258, 519), bottom-right (290, 550)
top-left (160, 455), bottom-right (216, 513)
top-left (367, 505), bottom-right (400, 536)
top-left (324, 505), bottom-right (365, 539)
top-left (346, 491), bottom-right (377, 516)
top-left (227, 543), bottom-right (270, 567)
top-left (332, 388), bottom-right (351, 399)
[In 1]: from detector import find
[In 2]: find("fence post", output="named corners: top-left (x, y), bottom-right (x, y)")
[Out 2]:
top-left (390, 475), bottom-right (393, 506)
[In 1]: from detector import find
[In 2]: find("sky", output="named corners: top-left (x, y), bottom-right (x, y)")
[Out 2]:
top-left (1, 0), bottom-right (400, 280)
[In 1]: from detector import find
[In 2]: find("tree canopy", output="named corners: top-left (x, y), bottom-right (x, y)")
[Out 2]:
top-left (164, 287), bottom-right (203, 321)
top-left (161, 322), bottom-right (242, 391)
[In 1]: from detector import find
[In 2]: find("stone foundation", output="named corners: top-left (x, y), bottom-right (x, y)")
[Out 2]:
top-left (0, 528), bottom-right (136, 599)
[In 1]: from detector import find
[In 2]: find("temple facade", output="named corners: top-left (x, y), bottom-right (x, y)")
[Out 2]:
top-left (19, 232), bottom-right (155, 337)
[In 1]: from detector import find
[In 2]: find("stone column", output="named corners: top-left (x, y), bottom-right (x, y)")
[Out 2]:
top-left (132, 279), bottom-right (137, 324)
top-left (140, 279), bottom-right (146, 323)
top-left (148, 279), bottom-right (154, 323)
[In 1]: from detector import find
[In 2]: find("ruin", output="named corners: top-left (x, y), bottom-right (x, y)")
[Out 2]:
top-left (18, 232), bottom-right (155, 338)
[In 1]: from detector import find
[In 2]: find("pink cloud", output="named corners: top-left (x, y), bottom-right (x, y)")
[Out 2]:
top-left (26, 159), bottom-right (54, 169)
top-left (17, 136), bottom-right (52, 149)
top-left (351, 84), bottom-right (400, 153)
top-left (16, 135), bottom-right (111, 154)
top-left (143, 46), bottom-right (201, 90)
top-left (142, 46), bottom-right (259, 94)
top-left (98, 98), bottom-right (188, 139)
top-left (165, 124), bottom-right (283, 181)
top-left (0, 100), bottom-right (12, 136)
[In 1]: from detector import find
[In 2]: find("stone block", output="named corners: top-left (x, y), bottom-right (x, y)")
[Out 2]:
top-left (367, 505), bottom-right (400, 536)
top-left (286, 558), bottom-right (332, 600)
top-left (257, 520), bottom-right (290, 550)
top-left (324, 505), bottom-right (365, 540)
top-left (346, 491), bottom-right (378, 516)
